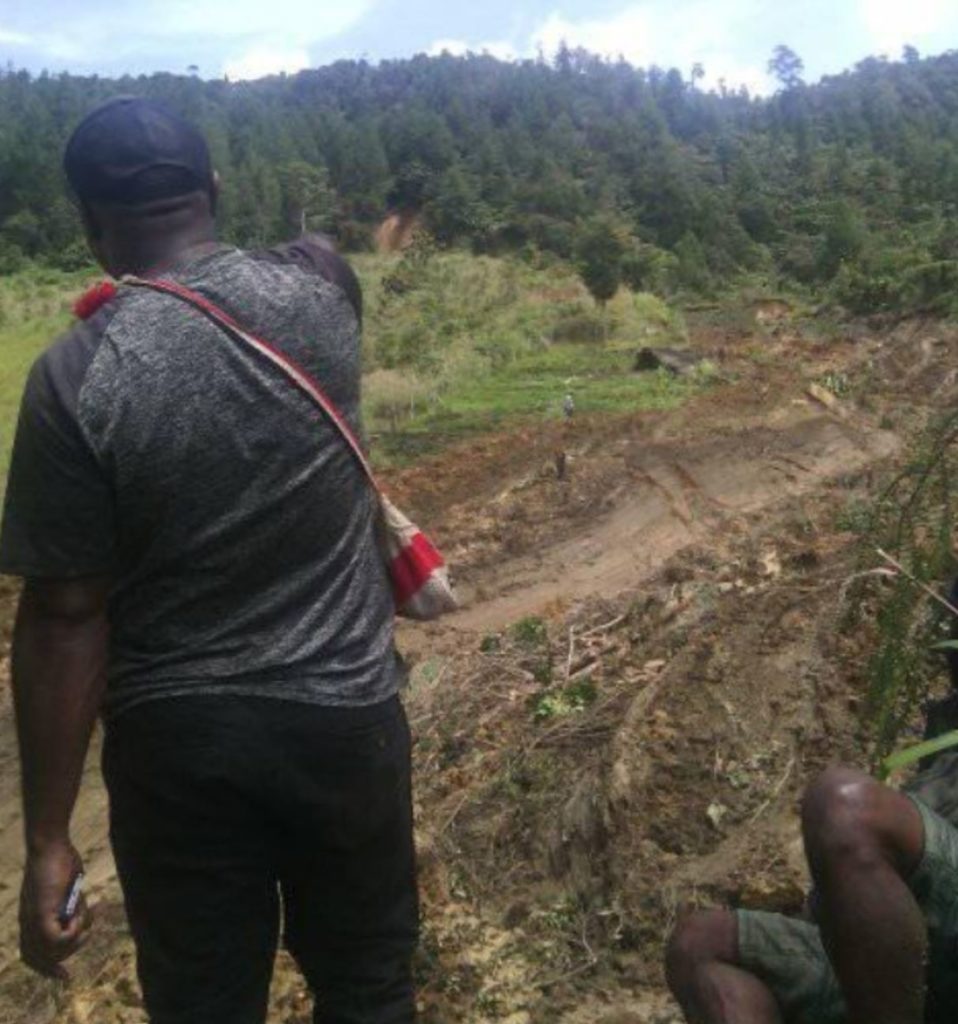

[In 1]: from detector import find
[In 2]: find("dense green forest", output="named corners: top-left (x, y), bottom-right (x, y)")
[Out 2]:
top-left (3, 45), bottom-right (958, 310)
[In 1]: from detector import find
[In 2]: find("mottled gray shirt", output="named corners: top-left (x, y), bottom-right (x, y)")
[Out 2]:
top-left (0, 240), bottom-right (397, 719)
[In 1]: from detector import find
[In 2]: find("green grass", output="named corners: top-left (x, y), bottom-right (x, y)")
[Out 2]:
top-left (0, 268), bottom-right (92, 483)
top-left (352, 251), bottom-right (700, 462)
top-left (0, 253), bottom-right (705, 482)
top-left (372, 344), bottom-right (696, 461)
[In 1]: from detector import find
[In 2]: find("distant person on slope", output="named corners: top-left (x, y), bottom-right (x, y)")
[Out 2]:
top-left (3, 97), bottom-right (418, 1024)
top-left (666, 591), bottom-right (958, 1024)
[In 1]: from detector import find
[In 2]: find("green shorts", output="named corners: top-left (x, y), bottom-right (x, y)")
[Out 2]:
top-left (737, 797), bottom-right (958, 1024)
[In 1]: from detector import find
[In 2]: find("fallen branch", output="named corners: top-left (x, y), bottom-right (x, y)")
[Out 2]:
top-left (748, 754), bottom-right (796, 825)
top-left (565, 627), bottom-right (576, 682)
top-left (876, 548), bottom-right (958, 618)
top-left (837, 566), bottom-right (898, 608)
top-left (580, 613), bottom-right (627, 639)
top-left (533, 952), bottom-right (599, 991)
top-left (438, 793), bottom-right (470, 836)
top-left (569, 658), bottom-right (600, 681)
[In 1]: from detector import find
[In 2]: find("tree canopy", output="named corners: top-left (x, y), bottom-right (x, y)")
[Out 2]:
top-left (3, 46), bottom-right (958, 306)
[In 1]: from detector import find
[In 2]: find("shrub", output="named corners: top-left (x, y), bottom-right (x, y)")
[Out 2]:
top-left (901, 260), bottom-right (958, 312)
top-left (0, 239), bottom-right (27, 275)
top-left (633, 293), bottom-right (688, 342)
top-left (817, 201), bottom-right (867, 280)
top-left (621, 243), bottom-right (679, 296)
top-left (830, 243), bottom-right (926, 313)
top-left (363, 368), bottom-right (433, 431)
top-left (550, 308), bottom-right (609, 344)
top-left (510, 616), bottom-right (548, 647)
top-left (855, 411), bottom-right (958, 761)
top-left (674, 232), bottom-right (712, 293)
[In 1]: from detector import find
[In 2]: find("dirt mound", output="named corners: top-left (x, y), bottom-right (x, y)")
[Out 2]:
top-left (403, 520), bottom-right (868, 1021)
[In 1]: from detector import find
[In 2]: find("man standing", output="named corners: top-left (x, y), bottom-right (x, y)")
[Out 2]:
top-left (3, 98), bottom-right (418, 1024)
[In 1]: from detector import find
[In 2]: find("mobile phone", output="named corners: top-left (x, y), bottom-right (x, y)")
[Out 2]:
top-left (58, 873), bottom-right (84, 927)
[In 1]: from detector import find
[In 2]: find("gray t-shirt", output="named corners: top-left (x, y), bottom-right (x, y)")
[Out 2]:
top-left (0, 239), bottom-right (397, 719)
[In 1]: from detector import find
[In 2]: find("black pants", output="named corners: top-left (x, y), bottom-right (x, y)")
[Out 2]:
top-left (102, 695), bottom-right (419, 1024)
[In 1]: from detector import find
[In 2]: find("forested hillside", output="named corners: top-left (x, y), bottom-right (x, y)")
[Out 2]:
top-left (3, 45), bottom-right (958, 309)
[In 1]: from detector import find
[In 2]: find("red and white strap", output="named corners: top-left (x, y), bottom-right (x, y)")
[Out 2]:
top-left (123, 275), bottom-right (379, 490)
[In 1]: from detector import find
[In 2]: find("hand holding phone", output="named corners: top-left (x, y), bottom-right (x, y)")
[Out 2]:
top-left (58, 873), bottom-right (84, 928)
top-left (20, 843), bottom-right (91, 979)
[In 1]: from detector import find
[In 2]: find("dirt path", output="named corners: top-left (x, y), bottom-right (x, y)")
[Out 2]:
top-left (0, 315), bottom-right (952, 1023)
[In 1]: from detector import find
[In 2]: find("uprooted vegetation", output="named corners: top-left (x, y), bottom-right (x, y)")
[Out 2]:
top-left (405, 561), bottom-right (862, 1023)
top-left (390, 314), bottom-right (958, 1022)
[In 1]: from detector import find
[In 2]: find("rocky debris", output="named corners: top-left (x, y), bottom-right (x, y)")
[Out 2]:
top-left (634, 347), bottom-right (706, 377)
top-left (706, 801), bottom-right (730, 831)
top-left (634, 346), bottom-right (712, 378)
top-left (760, 550), bottom-right (782, 579)
top-left (806, 383), bottom-right (842, 412)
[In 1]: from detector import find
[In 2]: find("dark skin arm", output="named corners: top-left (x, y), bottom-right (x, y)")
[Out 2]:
top-left (12, 576), bottom-right (111, 978)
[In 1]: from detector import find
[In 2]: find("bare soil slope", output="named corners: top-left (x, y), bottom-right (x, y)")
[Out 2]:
top-left (0, 315), bottom-right (954, 1023)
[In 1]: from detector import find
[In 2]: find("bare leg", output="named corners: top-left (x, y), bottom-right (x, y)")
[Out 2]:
top-left (666, 910), bottom-right (784, 1024)
top-left (802, 767), bottom-right (927, 1024)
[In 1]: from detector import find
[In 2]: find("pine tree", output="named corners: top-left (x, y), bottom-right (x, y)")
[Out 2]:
top-left (576, 216), bottom-right (627, 336)
top-left (768, 45), bottom-right (805, 90)
top-left (282, 161), bottom-right (336, 236)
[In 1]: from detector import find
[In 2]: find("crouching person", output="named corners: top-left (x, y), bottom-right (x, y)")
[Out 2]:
top-left (668, 580), bottom-right (958, 1024)
top-left (666, 762), bottom-right (958, 1024)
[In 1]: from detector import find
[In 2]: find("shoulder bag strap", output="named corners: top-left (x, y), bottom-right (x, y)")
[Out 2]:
top-left (122, 274), bottom-right (380, 491)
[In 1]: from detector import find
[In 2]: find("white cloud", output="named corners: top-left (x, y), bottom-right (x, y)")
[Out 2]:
top-left (157, 0), bottom-right (370, 40)
top-left (699, 57), bottom-right (770, 96)
top-left (428, 38), bottom-right (518, 61)
top-left (531, 7), bottom-right (654, 66)
top-left (527, 2), bottom-right (773, 95)
top-left (6, 1), bottom-right (371, 74)
top-left (859, 0), bottom-right (949, 54)
top-left (428, 39), bottom-right (468, 57)
top-left (426, 5), bottom-right (773, 95)
top-left (224, 46), bottom-right (312, 80)
top-left (0, 26), bottom-right (31, 46)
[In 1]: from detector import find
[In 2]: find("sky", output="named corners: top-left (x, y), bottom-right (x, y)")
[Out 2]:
top-left (1, 0), bottom-right (957, 93)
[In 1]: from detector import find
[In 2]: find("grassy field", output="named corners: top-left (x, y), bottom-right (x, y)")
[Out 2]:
top-left (0, 252), bottom-right (702, 480)
top-left (353, 251), bottom-right (700, 460)
top-left (0, 269), bottom-right (93, 482)
top-left (368, 340), bottom-right (700, 460)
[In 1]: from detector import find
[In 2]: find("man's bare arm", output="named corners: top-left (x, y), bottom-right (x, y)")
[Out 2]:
top-left (12, 576), bottom-right (110, 977)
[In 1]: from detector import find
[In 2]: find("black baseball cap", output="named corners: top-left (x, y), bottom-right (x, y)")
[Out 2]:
top-left (64, 96), bottom-right (213, 205)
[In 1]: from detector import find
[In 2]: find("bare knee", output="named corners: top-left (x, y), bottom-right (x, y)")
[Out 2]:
top-left (802, 766), bottom-right (921, 877)
top-left (666, 909), bottom-right (738, 996)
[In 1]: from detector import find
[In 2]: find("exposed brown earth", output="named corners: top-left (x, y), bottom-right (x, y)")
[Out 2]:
top-left (375, 211), bottom-right (422, 253)
top-left (0, 314), bottom-right (955, 1023)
